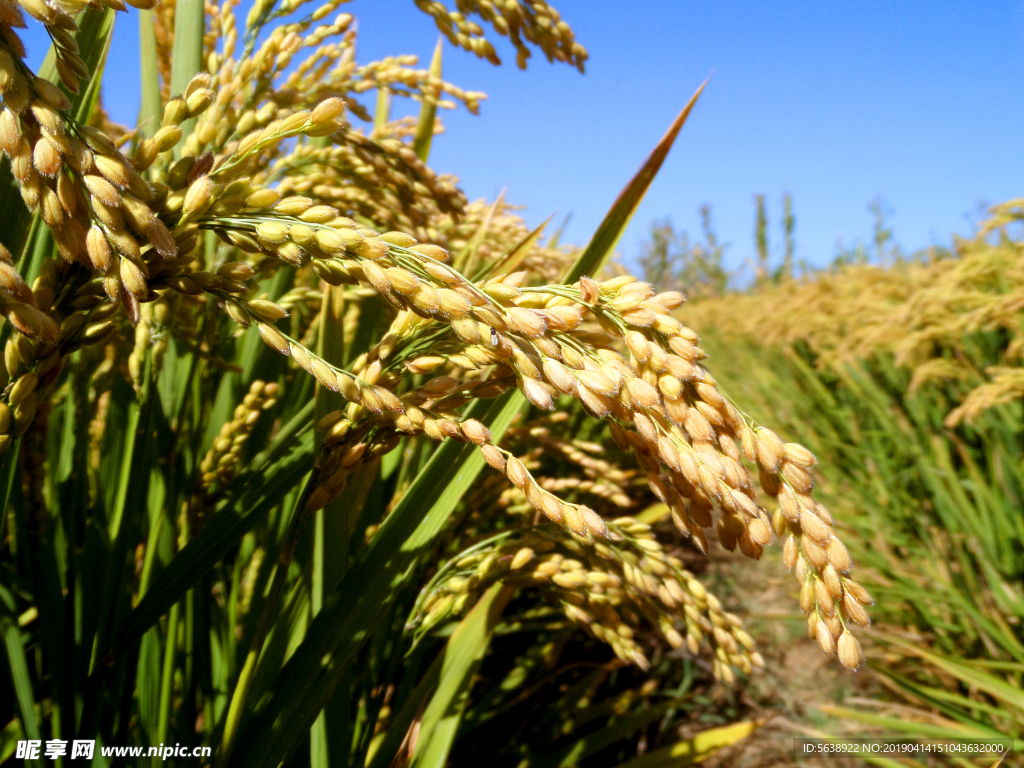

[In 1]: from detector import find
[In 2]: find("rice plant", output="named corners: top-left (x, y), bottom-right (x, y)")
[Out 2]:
top-left (0, 1), bottom-right (873, 765)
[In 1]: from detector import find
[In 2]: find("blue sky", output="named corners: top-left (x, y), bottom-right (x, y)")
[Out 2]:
top-left (22, 1), bottom-right (1024, 273)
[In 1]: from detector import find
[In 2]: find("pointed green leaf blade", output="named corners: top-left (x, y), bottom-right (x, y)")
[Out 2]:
top-left (413, 38), bottom-right (444, 162)
top-left (138, 9), bottom-right (162, 138)
top-left (0, 588), bottom-right (42, 768)
top-left (472, 213), bottom-right (553, 281)
top-left (170, 0), bottom-right (206, 145)
top-left (563, 79), bottom-right (707, 284)
top-left (873, 635), bottom-right (1024, 712)
top-left (229, 393), bottom-right (524, 768)
top-left (70, 8), bottom-right (116, 124)
top-left (410, 584), bottom-right (514, 768)
top-left (818, 706), bottom-right (1021, 751)
top-left (111, 404), bottom-right (315, 654)
top-left (454, 190), bottom-right (503, 276)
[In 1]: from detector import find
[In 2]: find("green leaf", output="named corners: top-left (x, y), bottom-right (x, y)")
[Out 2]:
top-left (547, 213), bottom-right (572, 249)
top-left (533, 699), bottom-right (688, 768)
top-left (877, 671), bottom-right (1021, 729)
top-left (819, 706), bottom-right (1023, 754)
top-left (0, 717), bottom-right (24, 764)
top-left (106, 365), bottom-right (151, 542)
top-left (374, 87), bottom-right (392, 134)
top-left (90, 360), bottom-right (157, 683)
top-left (310, 285), bottom-right (350, 768)
top-left (410, 584), bottom-right (515, 768)
top-left (365, 650), bottom-right (443, 768)
top-left (819, 706), bottom-right (995, 742)
top-left (413, 38), bottom-right (444, 163)
top-left (873, 635), bottom-right (1024, 713)
top-left (471, 213), bottom-right (553, 282)
top-left (170, 0), bottom-right (205, 91)
top-left (170, 0), bottom-right (207, 146)
top-left (229, 393), bottom-right (524, 768)
top-left (111, 403), bottom-right (315, 655)
top-left (562, 79), bottom-right (707, 284)
top-left (0, 587), bottom-right (41, 768)
top-left (453, 191), bottom-right (503, 277)
top-left (37, 7), bottom-right (117, 121)
top-left (0, 444), bottom-right (20, 564)
top-left (153, 601), bottom-right (180, 768)
top-left (0, 163), bottom-right (34, 258)
top-left (138, 10), bottom-right (163, 138)
top-left (70, 8), bottom-right (116, 124)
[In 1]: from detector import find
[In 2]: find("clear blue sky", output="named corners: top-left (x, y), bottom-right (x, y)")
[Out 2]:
top-left (22, 1), bottom-right (1024, 273)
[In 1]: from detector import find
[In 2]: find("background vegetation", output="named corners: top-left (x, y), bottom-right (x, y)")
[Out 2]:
top-left (660, 198), bottom-right (1024, 764)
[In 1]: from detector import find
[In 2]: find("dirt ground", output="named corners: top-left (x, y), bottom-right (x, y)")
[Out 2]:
top-left (695, 544), bottom-right (885, 768)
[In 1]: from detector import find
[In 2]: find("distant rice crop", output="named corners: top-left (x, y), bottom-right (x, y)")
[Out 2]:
top-left (684, 202), bottom-right (1024, 755)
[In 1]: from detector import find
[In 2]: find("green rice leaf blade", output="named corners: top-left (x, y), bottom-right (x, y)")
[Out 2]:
top-left (112, 404), bottom-right (315, 654)
top-left (70, 8), bottom-right (116, 124)
top-left (562, 80), bottom-right (706, 284)
top-left (409, 584), bottom-right (514, 768)
top-left (365, 651), bottom-right (443, 768)
top-left (412, 38), bottom-right (443, 163)
top-left (138, 9), bottom-right (163, 137)
top-left (532, 700), bottom-right (684, 768)
top-left (876, 635), bottom-right (1024, 712)
top-left (169, 0), bottom-right (207, 143)
top-left (818, 706), bottom-right (1017, 747)
top-left (228, 392), bottom-right (524, 768)
top-left (0, 587), bottom-right (41, 766)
